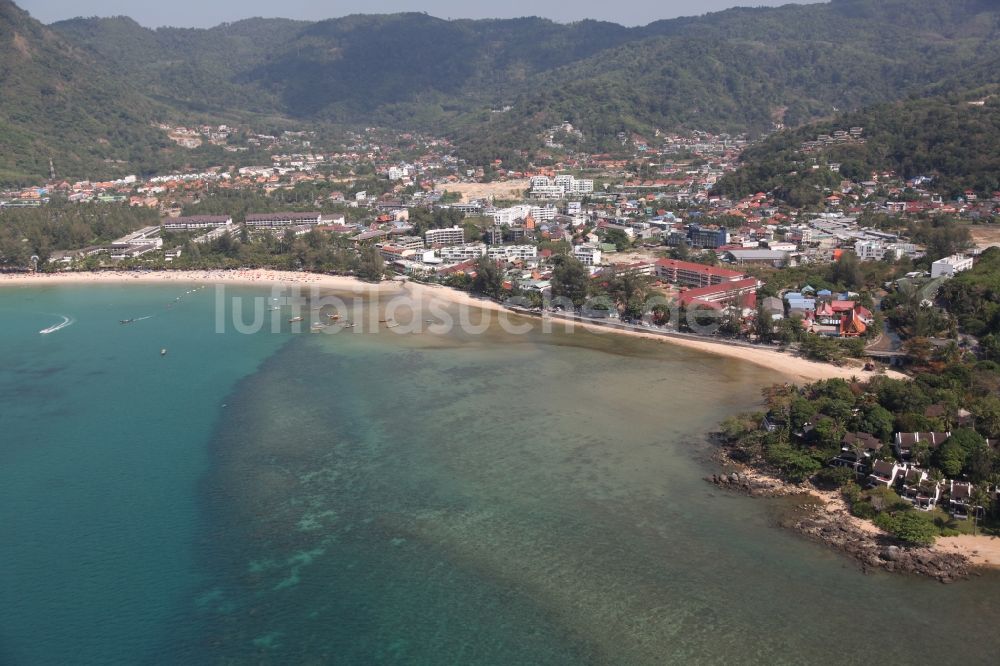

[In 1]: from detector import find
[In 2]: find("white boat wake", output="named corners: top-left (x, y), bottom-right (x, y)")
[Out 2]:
top-left (39, 315), bottom-right (75, 335)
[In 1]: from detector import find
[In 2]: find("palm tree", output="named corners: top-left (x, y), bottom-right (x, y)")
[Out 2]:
top-left (902, 337), bottom-right (934, 368)
top-left (934, 340), bottom-right (962, 366)
top-left (844, 437), bottom-right (869, 478)
top-left (970, 485), bottom-right (993, 535)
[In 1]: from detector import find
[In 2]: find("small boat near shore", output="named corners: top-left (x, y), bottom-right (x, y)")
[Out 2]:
top-left (160, 348), bottom-right (167, 356)
top-left (40, 315), bottom-right (74, 335)
top-left (289, 316), bottom-right (304, 323)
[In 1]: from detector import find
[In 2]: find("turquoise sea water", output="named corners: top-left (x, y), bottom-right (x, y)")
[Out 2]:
top-left (2, 284), bottom-right (1000, 665)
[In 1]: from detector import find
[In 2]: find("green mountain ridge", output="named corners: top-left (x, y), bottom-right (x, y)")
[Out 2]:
top-left (0, 0), bottom-right (174, 183)
top-left (474, 0), bottom-right (1000, 142)
top-left (716, 88), bottom-right (1000, 204)
top-left (2, 0), bottom-right (1000, 183)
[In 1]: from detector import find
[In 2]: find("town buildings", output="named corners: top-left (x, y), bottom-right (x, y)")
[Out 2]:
top-left (654, 259), bottom-right (747, 288)
top-left (487, 245), bottom-right (538, 261)
top-left (573, 244), bottom-right (602, 267)
top-left (425, 226), bottom-right (465, 246)
top-left (931, 254), bottom-right (974, 278)
top-left (245, 212), bottom-right (322, 228)
top-left (530, 175), bottom-right (594, 198)
top-left (440, 244), bottom-right (487, 262)
top-left (677, 278), bottom-right (760, 309)
top-left (160, 215), bottom-right (233, 231)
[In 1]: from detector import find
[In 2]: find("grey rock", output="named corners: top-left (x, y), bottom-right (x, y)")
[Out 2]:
top-left (880, 546), bottom-right (902, 562)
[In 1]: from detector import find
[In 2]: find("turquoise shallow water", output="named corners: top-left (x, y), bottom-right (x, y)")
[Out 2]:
top-left (2, 284), bottom-right (1000, 664)
top-left (0, 284), bottom-right (288, 665)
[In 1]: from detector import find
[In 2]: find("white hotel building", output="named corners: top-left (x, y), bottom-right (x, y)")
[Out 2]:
top-left (931, 254), bottom-right (974, 278)
top-left (490, 205), bottom-right (557, 226)
top-left (161, 215), bottom-right (232, 231)
top-left (245, 212), bottom-right (322, 228)
top-left (530, 174), bottom-right (595, 199)
top-left (487, 245), bottom-right (538, 261)
top-left (440, 244), bottom-right (487, 262)
top-left (573, 244), bottom-right (602, 267)
top-left (425, 225), bottom-right (466, 246)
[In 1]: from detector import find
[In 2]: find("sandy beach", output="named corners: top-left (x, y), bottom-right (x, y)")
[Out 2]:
top-left (937, 534), bottom-right (1000, 567)
top-left (2, 268), bottom-right (896, 383)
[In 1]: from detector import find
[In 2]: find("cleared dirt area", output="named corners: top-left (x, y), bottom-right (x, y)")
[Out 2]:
top-left (608, 250), bottom-right (668, 264)
top-left (438, 179), bottom-right (530, 202)
top-left (970, 225), bottom-right (1000, 250)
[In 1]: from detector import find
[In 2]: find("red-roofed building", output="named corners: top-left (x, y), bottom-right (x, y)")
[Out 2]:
top-left (685, 298), bottom-right (724, 312)
top-left (804, 303), bottom-right (874, 337)
top-left (677, 278), bottom-right (760, 308)
top-left (436, 259), bottom-right (478, 277)
top-left (655, 259), bottom-right (747, 288)
top-left (840, 309), bottom-right (868, 337)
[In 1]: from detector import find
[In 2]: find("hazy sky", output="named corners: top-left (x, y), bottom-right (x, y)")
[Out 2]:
top-left (18, 0), bottom-right (823, 28)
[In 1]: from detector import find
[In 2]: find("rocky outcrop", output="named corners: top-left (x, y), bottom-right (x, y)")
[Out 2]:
top-left (789, 505), bottom-right (971, 583)
top-left (707, 471), bottom-right (804, 497)
top-left (708, 447), bottom-right (973, 582)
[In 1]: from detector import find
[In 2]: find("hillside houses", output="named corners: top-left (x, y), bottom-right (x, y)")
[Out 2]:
top-left (825, 428), bottom-right (995, 518)
top-left (781, 289), bottom-right (875, 338)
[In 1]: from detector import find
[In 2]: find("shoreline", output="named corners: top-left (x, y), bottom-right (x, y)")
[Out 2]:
top-left (710, 458), bottom-right (1000, 575)
top-left (10, 269), bottom-right (983, 575)
top-left (1, 269), bottom-right (897, 383)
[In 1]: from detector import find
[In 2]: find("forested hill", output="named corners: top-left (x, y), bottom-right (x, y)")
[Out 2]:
top-left (52, 1), bottom-right (1000, 145)
top-left (4, 0), bottom-right (1000, 182)
top-left (50, 15), bottom-right (311, 116)
top-left (0, 0), bottom-right (172, 183)
top-left (716, 90), bottom-right (1000, 204)
top-left (52, 13), bottom-right (643, 120)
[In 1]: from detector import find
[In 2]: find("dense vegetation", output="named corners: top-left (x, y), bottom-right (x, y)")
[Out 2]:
top-left (939, 247), bottom-right (1000, 360)
top-left (718, 91), bottom-right (1000, 202)
top-left (32, 0), bottom-right (1000, 175)
top-left (720, 364), bottom-right (1000, 542)
top-left (487, 0), bottom-right (1000, 152)
top-left (0, 0), bottom-right (294, 185)
top-left (0, 203), bottom-right (157, 266)
top-left (0, 0), bottom-right (177, 183)
top-left (162, 229), bottom-right (386, 282)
